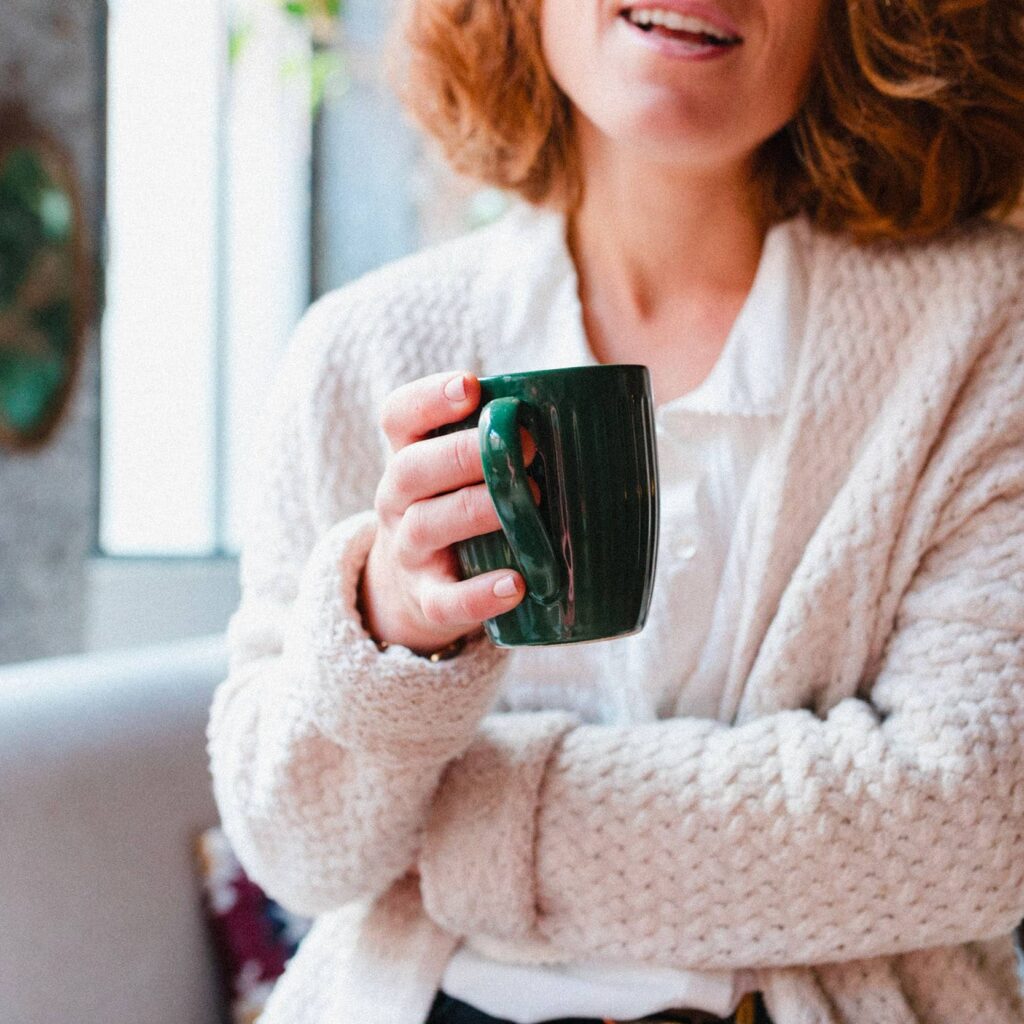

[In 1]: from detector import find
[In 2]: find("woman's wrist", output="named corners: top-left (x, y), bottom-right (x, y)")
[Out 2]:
top-left (357, 547), bottom-right (474, 660)
top-left (370, 632), bottom-right (469, 663)
top-left (286, 512), bottom-right (507, 763)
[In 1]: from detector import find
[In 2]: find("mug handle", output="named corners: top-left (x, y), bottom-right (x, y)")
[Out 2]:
top-left (478, 397), bottom-right (562, 605)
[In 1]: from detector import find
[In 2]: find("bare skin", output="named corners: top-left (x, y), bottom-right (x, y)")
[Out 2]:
top-left (566, 133), bottom-right (766, 407)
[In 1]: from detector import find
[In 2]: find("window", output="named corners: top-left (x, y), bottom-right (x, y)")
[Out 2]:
top-left (101, 0), bottom-right (311, 556)
top-left (100, 0), bottom-right (506, 563)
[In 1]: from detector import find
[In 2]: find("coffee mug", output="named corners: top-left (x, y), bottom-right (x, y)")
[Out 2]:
top-left (441, 364), bottom-right (660, 647)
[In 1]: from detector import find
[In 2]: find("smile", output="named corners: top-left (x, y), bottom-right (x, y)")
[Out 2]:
top-left (618, 4), bottom-right (743, 50)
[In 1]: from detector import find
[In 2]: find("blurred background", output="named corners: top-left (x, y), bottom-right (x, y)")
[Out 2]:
top-left (0, 5), bottom-right (515, 1020)
top-left (0, 0), bottom-right (509, 668)
top-left (2, 6), bottom-right (1021, 1022)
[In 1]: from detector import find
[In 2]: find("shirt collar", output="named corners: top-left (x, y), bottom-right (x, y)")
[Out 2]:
top-left (480, 201), bottom-right (807, 418)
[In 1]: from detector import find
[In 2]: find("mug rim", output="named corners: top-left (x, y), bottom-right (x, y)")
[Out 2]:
top-left (478, 364), bottom-right (649, 384)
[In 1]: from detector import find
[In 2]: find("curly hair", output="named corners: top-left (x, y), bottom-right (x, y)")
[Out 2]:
top-left (388, 0), bottom-right (1024, 242)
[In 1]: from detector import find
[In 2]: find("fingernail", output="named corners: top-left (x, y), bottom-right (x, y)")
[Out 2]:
top-left (493, 574), bottom-right (519, 598)
top-left (444, 375), bottom-right (467, 402)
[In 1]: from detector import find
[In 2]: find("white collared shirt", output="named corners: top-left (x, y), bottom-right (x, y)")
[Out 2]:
top-left (441, 206), bottom-right (808, 1023)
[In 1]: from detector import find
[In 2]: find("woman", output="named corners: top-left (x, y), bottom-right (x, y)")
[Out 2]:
top-left (206, 0), bottom-right (1024, 1021)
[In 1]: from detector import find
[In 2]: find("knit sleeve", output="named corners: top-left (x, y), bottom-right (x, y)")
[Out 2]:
top-left (205, 284), bottom-right (508, 919)
top-left (418, 342), bottom-right (1024, 970)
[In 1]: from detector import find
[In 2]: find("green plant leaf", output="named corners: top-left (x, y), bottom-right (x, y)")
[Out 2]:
top-left (280, 54), bottom-right (305, 80)
top-left (235, 3), bottom-right (347, 111)
top-left (0, 351), bottom-right (62, 433)
top-left (228, 21), bottom-right (253, 65)
top-left (309, 50), bottom-right (347, 112)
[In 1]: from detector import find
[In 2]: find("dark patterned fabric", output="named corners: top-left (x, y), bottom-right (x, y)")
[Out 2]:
top-left (192, 825), bottom-right (782, 1024)
top-left (194, 826), bottom-right (313, 1024)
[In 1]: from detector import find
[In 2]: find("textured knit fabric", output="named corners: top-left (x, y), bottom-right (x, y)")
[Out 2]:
top-left (441, 213), bottom-right (805, 1022)
top-left (206, 201), bottom-right (1024, 1024)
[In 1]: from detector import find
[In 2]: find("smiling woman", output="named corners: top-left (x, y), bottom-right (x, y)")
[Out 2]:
top-left (206, 1), bottom-right (1024, 1023)
top-left (392, 0), bottom-right (1024, 238)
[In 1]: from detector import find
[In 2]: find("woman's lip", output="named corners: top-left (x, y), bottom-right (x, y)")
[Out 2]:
top-left (617, 0), bottom-right (743, 42)
top-left (616, 14), bottom-right (743, 60)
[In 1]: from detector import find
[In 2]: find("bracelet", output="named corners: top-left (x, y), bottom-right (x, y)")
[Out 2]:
top-left (372, 633), bottom-right (469, 663)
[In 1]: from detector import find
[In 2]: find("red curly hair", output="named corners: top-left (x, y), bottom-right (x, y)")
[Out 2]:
top-left (388, 0), bottom-right (1024, 242)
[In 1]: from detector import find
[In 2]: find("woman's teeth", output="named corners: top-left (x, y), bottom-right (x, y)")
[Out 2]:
top-left (622, 7), bottom-right (740, 45)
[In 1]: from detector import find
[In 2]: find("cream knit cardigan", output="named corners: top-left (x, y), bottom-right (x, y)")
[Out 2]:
top-left (207, 209), bottom-right (1024, 1024)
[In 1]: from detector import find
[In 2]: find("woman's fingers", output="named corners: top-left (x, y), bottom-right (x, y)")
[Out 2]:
top-left (521, 428), bottom-right (537, 465)
top-left (398, 483), bottom-right (501, 561)
top-left (417, 568), bottom-right (525, 628)
top-left (377, 426), bottom-right (538, 521)
top-left (364, 366), bottom-right (543, 649)
top-left (397, 473), bottom-right (542, 563)
top-left (380, 370), bottom-right (480, 451)
top-left (378, 428), bottom-right (483, 519)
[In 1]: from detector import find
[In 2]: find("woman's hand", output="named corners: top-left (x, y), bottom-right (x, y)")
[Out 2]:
top-left (359, 370), bottom-right (531, 656)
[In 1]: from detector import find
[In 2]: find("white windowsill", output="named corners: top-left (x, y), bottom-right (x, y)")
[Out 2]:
top-left (85, 556), bottom-right (240, 654)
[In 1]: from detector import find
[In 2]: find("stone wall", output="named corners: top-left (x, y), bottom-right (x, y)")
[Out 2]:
top-left (0, 1), bottom-right (103, 664)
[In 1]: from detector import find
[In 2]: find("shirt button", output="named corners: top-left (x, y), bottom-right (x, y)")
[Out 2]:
top-left (672, 536), bottom-right (698, 560)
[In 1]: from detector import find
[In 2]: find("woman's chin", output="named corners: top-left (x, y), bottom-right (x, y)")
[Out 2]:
top-left (584, 106), bottom-right (756, 175)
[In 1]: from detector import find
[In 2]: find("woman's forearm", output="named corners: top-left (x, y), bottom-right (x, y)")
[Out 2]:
top-left (420, 484), bottom-right (1024, 967)
top-left (208, 511), bottom-right (509, 916)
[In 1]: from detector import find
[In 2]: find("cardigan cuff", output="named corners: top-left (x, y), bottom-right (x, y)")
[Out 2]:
top-left (282, 510), bottom-right (509, 765)
top-left (419, 711), bottom-right (579, 941)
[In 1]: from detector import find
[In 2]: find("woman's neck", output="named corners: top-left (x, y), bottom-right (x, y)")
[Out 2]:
top-left (567, 122), bottom-right (766, 324)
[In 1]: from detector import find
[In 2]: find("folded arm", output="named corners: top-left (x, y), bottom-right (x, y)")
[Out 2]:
top-left (420, 427), bottom-right (1024, 970)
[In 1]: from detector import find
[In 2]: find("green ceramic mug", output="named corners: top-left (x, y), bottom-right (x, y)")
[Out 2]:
top-left (442, 364), bottom-right (660, 647)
